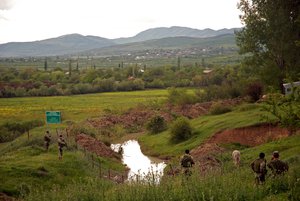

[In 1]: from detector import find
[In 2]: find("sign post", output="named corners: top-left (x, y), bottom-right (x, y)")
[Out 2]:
top-left (45, 111), bottom-right (61, 124)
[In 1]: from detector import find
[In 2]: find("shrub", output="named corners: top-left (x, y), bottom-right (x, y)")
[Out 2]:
top-left (209, 102), bottom-right (232, 115)
top-left (146, 115), bottom-right (167, 134)
top-left (0, 120), bottom-right (44, 142)
top-left (245, 82), bottom-right (264, 102)
top-left (167, 87), bottom-right (198, 105)
top-left (93, 78), bottom-right (116, 92)
top-left (146, 79), bottom-right (165, 88)
top-left (170, 117), bottom-right (193, 142)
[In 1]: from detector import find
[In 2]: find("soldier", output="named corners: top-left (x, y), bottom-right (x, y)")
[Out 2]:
top-left (57, 134), bottom-right (67, 160)
top-left (250, 152), bottom-right (267, 185)
top-left (44, 130), bottom-right (51, 151)
top-left (232, 150), bottom-right (241, 167)
top-left (180, 149), bottom-right (195, 176)
top-left (267, 151), bottom-right (289, 177)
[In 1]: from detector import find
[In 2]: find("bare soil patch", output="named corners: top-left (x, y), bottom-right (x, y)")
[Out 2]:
top-left (75, 134), bottom-right (120, 159)
top-left (207, 123), bottom-right (289, 147)
top-left (0, 193), bottom-right (18, 201)
top-left (191, 123), bottom-right (289, 171)
top-left (87, 98), bottom-right (243, 132)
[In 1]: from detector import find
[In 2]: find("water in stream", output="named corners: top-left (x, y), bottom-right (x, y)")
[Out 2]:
top-left (111, 140), bottom-right (166, 183)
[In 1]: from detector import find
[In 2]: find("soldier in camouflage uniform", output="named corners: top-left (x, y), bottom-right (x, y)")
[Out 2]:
top-left (180, 149), bottom-right (195, 176)
top-left (267, 151), bottom-right (289, 177)
top-left (44, 130), bottom-right (51, 151)
top-left (58, 134), bottom-right (67, 160)
top-left (250, 152), bottom-right (267, 185)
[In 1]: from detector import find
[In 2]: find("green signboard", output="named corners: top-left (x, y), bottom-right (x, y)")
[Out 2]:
top-left (45, 111), bottom-right (61, 124)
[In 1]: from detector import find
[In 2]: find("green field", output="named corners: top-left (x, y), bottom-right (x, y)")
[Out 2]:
top-left (0, 89), bottom-right (168, 124)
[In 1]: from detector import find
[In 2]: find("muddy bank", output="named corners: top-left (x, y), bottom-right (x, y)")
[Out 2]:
top-left (208, 123), bottom-right (289, 147)
top-left (191, 123), bottom-right (289, 171)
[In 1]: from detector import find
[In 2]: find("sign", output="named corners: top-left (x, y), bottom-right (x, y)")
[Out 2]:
top-left (45, 111), bottom-right (61, 124)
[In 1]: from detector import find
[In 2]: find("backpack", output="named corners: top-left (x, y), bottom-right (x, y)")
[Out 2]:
top-left (253, 159), bottom-right (267, 174)
top-left (181, 155), bottom-right (193, 167)
top-left (44, 135), bottom-right (50, 142)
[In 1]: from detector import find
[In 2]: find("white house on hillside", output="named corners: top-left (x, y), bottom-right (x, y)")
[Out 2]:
top-left (283, 81), bottom-right (300, 95)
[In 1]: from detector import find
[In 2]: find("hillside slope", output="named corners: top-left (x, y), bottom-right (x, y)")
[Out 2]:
top-left (113, 26), bottom-right (240, 44)
top-left (0, 26), bottom-right (239, 57)
top-left (84, 34), bottom-right (237, 56)
top-left (0, 34), bottom-right (115, 57)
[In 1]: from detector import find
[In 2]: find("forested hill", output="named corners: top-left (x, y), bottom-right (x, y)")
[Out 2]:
top-left (0, 27), bottom-right (239, 57)
top-left (0, 34), bottom-right (115, 57)
top-left (113, 26), bottom-right (240, 44)
top-left (84, 34), bottom-right (237, 57)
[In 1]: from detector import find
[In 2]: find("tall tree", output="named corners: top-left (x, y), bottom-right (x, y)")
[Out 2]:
top-left (44, 58), bottom-right (48, 71)
top-left (236, 0), bottom-right (300, 93)
top-left (68, 60), bottom-right (72, 77)
top-left (177, 57), bottom-right (181, 70)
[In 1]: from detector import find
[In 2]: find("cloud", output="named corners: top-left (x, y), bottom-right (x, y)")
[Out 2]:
top-left (0, 14), bottom-right (8, 20)
top-left (0, 0), bottom-right (14, 10)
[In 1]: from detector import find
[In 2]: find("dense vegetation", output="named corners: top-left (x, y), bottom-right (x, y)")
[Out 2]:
top-left (237, 0), bottom-right (300, 92)
top-left (0, 64), bottom-right (243, 97)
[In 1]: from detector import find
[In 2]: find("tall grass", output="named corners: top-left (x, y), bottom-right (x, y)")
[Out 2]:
top-left (24, 161), bottom-right (300, 201)
top-left (23, 134), bottom-right (300, 201)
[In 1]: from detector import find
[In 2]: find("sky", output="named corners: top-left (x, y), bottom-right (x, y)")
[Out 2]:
top-left (0, 0), bottom-right (242, 44)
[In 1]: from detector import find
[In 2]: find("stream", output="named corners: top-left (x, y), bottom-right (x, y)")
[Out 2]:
top-left (111, 140), bottom-right (166, 183)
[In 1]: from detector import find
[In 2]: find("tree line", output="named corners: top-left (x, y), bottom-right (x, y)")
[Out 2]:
top-left (0, 64), bottom-right (261, 99)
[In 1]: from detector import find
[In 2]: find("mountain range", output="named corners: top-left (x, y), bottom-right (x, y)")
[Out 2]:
top-left (0, 26), bottom-right (240, 57)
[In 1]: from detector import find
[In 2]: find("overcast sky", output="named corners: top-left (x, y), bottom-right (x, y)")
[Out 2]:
top-left (0, 0), bottom-right (242, 44)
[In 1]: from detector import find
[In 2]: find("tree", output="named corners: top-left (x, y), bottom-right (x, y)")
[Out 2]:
top-left (68, 60), bottom-right (72, 77)
top-left (177, 57), bottom-right (181, 70)
top-left (236, 0), bottom-right (300, 93)
top-left (44, 58), bottom-right (48, 71)
top-left (170, 117), bottom-right (193, 142)
top-left (262, 86), bottom-right (300, 135)
top-left (146, 115), bottom-right (167, 134)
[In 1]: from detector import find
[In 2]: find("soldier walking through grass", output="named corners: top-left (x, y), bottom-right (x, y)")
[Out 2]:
top-left (232, 150), bottom-right (241, 167)
top-left (58, 134), bottom-right (67, 160)
top-left (267, 151), bottom-right (289, 177)
top-left (44, 130), bottom-right (51, 151)
top-left (180, 149), bottom-right (195, 176)
top-left (251, 152), bottom-right (267, 185)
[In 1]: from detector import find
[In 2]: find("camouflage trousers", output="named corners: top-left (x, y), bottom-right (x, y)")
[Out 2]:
top-left (255, 173), bottom-right (266, 185)
top-left (182, 167), bottom-right (192, 176)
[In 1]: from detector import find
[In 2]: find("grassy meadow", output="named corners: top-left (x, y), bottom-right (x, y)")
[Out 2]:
top-left (139, 104), bottom-right (272, 157)
top-left (0, 89), bottom-right (299, 200)
top-left (0, 89), bottom-right (168, 124)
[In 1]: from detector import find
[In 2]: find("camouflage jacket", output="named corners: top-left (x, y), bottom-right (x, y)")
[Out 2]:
top-left (267, 159), bottom-right (289, 175)
top-left (181, 154), bottom-right (195, 168)
top-left (58, 138), bottom-right (66, 148)
top-left (251, 158), bottom-right (267, 175)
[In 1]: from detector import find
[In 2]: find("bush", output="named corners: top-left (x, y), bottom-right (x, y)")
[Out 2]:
top-left (170, 117), bottom-right (193, 142)
top-left (0, 120), bottom-right (44, 142)
top-left (146, 115), bottom-right (167, 134)
top-left (209, 102), bottom-right (232, 115)
top-left (167, 87), bottom-right (198, 105)
top-left (146, 79), bottom-right (165, 89)
top-left (246, 82), bottom-right (264, 102)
